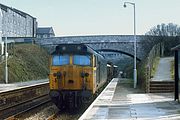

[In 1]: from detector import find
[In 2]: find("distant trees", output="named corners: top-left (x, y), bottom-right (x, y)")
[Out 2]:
top-left (145, 23), bottom-right (180, 36)
top-left (144, 23), bottom-right (180, 57)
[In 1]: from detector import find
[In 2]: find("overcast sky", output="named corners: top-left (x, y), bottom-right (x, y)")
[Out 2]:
top-left (1, 0), bottom-right (180, 36)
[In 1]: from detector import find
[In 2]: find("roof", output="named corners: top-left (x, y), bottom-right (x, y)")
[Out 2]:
top-left (0, 3), bottom-right (36, 19)
top-left (37, 27), bottom-right (55, 35)
top-left (171, 44), bottom-right (180, 51)
top-left (52, 44), bottom-right (104, 58)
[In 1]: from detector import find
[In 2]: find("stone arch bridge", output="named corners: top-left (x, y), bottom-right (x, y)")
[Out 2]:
top-left (35, 35), bottom-right (152, 61)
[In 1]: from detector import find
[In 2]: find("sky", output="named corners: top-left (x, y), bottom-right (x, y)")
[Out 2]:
top-left (0, 0), bottom-right (180, 36)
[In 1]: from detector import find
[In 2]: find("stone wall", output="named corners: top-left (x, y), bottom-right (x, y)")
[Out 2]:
top-left (36, 35), bottom-right (146, 59)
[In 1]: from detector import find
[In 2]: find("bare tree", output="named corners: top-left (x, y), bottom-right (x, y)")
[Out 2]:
top-left (144, 23), bottom-right (180, 57)
top-left (145, 23), bottom-right (180, 36)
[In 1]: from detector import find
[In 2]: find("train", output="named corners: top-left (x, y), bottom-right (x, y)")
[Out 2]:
top-left (48, 44), bottom-right (116, 110)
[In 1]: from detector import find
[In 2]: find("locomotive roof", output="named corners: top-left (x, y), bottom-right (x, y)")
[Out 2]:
top-left (51, 44), bottom-right (104, 58)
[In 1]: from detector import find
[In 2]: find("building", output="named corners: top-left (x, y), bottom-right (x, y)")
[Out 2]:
top-left (0, 3), bottom-right (37, 37)
top-left (36, 27), bottom-right (55, 38)
top-left (0, 3), bottom-right (37, 58)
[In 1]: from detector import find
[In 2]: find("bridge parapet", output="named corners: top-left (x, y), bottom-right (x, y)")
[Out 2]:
top-left (36, 35), bottom-right (142, 44)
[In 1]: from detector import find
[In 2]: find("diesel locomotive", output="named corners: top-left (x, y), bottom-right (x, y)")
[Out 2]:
top-left (49, 44), bottom-right (115, 109)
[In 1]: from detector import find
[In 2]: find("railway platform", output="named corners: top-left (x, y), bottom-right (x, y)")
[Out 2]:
top-left (0, 79), bottom-right (48, 93)
top-left (79, 78), bottom-right (180, 120)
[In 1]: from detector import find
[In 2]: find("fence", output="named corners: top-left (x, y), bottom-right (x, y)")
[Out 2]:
top-left (138, 43), bottom-right (160, 92)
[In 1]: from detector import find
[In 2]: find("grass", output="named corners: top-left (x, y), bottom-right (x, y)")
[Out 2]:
top-left (150, 57), bottom-right (160, 78)
top-left (170, 60), bottom-right (174, 80)
top-left (0, 43), bottom-right (49, 83)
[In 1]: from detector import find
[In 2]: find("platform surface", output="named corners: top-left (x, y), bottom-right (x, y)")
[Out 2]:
top-left (79, 78), bottom-right (180, 120)
top-left (0, 79), bottom-right (48, 93)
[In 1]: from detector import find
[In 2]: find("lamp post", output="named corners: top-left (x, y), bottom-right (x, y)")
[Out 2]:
top-left (5, 34), bottom-right (8, 84)
top-left (123, 2), bottom-right (137, 88)
top-left (4, 12), bottom-right (8, 84)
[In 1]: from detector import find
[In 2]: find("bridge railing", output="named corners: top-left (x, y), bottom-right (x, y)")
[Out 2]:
top-left (138, 43), bottom-right (160, 92)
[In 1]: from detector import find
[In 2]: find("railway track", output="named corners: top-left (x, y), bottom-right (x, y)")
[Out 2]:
top-left (5, 97), bottom-right (51, 120)
top-left (0, 82), bottom-right (49, 119)
top-left (0, 80), bottom-right (108, 119)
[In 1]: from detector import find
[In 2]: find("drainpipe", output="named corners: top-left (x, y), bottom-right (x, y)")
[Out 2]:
top-left (0, 8), bottom-right (4, 56)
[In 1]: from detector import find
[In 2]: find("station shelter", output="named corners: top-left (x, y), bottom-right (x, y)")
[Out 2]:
top-left (172, 45), bottom-right (180, 101)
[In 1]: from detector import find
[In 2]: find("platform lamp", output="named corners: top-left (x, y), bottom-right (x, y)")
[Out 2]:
top-left (123, 2), bottom-right (137, 88)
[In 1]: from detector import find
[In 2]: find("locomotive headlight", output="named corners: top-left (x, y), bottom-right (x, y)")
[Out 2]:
top-left (81, 72), bottom-right (85, 78)
top-left (85, 73), bottom-right (89, 77)
top-left (81, 72), bottom-right (89, 78)
top-left (53, 72), bottom-right (62, 79)
top-left (56, 72), bottom-right (62, 79)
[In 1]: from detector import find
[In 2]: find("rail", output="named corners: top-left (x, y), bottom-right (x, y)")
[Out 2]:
top-left (46, 112), bottom-right (58, 120)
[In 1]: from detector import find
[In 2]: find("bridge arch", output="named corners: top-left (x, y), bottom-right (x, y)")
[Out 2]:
top-left (97, 49), bottom-right (141, 61)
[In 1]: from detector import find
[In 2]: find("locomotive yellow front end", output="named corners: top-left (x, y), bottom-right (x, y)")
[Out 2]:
top-left (49, 44), bottom-right (96, 109)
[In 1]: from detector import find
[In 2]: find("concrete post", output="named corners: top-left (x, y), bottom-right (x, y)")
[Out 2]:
top-left (160, 42), bottom-right (164, 57)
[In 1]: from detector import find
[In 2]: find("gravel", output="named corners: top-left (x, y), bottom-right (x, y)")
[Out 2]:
top-left (22, 105), bottom-right (58, 120)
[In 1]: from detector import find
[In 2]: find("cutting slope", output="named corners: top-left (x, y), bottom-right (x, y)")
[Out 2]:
top-left (0, 44), bottom-right (49, 83)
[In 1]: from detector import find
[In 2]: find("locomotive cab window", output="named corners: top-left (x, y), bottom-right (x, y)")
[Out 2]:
top-left (73, 55), bottom-right (91, 66)
top-left (52, 55), bottom-right (69, 66)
